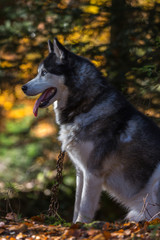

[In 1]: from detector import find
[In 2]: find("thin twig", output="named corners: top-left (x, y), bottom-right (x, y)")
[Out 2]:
top-left (149, 211), bottom-right (160, 222)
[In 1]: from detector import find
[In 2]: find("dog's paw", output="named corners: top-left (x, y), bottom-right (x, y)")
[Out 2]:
top-left (76, 214), bottom-right (92, 223)
top-left (126, 210), bottom-right (145, 222)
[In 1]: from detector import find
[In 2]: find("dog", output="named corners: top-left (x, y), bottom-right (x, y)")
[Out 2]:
top-left (22, 38), bottom-right (160, 223)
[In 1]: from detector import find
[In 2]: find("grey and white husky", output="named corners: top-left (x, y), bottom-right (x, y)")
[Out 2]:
top-left (22, 38), bottom-right (160, 223)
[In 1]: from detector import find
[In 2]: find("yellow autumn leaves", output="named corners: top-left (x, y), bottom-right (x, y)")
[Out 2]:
top-left (0, 86), bottom-right (33, 119)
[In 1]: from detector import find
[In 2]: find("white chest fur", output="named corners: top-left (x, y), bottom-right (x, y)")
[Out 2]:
top-left (58, 124), bottom-right (94, 171)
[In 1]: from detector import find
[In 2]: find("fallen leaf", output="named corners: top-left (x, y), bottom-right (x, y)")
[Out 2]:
top-left (102, 222), bottom-right (110, 230)
top-left (16, 232), bottom-right (27, 239)
top-left (61, 229), bottom-right (81, 239)
top-left (16, 223), bottom-right (28, 232)
top-left (7, 223), bottom-right (28, 233)
top-left (23, 221), bottom-right (34, 227)
top-left (102, 230), bottom-right (111, 239)
top-left (0, 228), bottom-right (5, 234)
top-left (8, 225), bottom-right (19, 231)
top-left (70, 223), bottom-right (81, 229)
top-left (87, 229), bottom-right (100, 237)
top-left (31, 214), bottom-right (45, 223)
top-left (111, 230), bottom-right (124, 237)
top-left (91, 233), bottom-right (106, 240)
top-left (123, 222), bottom-right (131, 227)
top-left (149, 218), bottom-right (160, 225)
top-left (124, 229), bottom-right (131, 236)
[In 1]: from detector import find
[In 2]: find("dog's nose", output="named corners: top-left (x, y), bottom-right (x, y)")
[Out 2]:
top-left (22, 85), bottom-right (27, 93)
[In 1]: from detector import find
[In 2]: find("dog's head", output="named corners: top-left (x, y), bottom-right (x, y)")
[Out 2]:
top-left (22, 38), bottom-right (106, 118)
top-left (22, 38), bottom-right (71, 117)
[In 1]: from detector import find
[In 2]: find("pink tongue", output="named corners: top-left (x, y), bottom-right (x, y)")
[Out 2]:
top-left (33, 88), bottom-right (52, 117)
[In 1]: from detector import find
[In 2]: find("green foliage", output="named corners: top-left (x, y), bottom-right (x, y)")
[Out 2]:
top-left (83, 221), bottom-right (106, 230)
top-left (133, 65), bottom-right (157, 78)
top-left (0, 133), bottom-right (19, 146)
top-left (5, 117), bottom-right (33, 134)
top-left (44, 214), bottom-right (71, 226)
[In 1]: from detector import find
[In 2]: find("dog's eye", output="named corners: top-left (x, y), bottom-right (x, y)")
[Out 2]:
top-left (41, 69), bottom-right (47, 76)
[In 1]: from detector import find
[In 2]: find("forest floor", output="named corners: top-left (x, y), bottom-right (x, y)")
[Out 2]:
top-left (1, 213), bottom-right (160, 239)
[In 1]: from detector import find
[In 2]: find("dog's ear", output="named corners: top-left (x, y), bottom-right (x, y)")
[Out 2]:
top-left (53, 38), bottom-right (67, 61)
top-left (48, 40), bottom-right (54, 53)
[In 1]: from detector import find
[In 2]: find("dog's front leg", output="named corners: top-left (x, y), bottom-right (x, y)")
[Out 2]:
top-left (76, 172), bottom-right (102, 223)
top-left (73, 168), bottom-right (83, 223)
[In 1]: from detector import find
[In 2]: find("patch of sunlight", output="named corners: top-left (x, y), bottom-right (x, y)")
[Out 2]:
top-left (81, 5), bottom-right (99, 14)
top-left (156, 85), bottom-right (160, 92)
top-left (144, 109), bottom-right (160, 118)
top-left (31, 121), bottom-right (57, 138)
top-left (19, 62), bottom-right (35, 79)
top-left (19, 62), bottom-right (33, 71)
top-left (92, 55), bottom-right (106, 67)
top-left (126, 73), bottom-right (135, 80)
top-left (44, 189), bottom-right (51, 196)
top-left (0, 52), bottom-right (18, 61)
top-left (67, 27), bottom-right (82, 43)
top-left (138, 107), bottom-right (160, 118)
top-left (26, 52), bottom-right (41, 61)
top-left (25, 181), bottom-right (35, 190)
top-left (138, 0), bottom-right (156, 9)
top-left (57, 0), bottom-right (70, 9)
top-left (99, 45), bottom-right (107, 52)
top-left (92, 60), bottom-right (101, 67)
top-left (89, 16), bottom-right (107, 28)
top-left (90, 0), bottom-right (110, 6)
top-left (37, 172), bottom-right (45, 183)
top-left (63, 175), bottom-right (75, 186)
top-left (98, 28), bottom-right (110, 44)
top-left (57, 34), bottom-right (64, 44)
top-left (0, 90), bottom-right (14, 111)
top-left (127, 87), bottom-right (135, 94)
top-left (19, 37), bottom-right (30, 44)
top-left (0, 61), bottom-right (15, 68)
top-left (37, 22), bottom-right (45, 31)
top-left (82, 27), bottom-right (110, 46)
top-left (67, 25), bottom-right (109, 48)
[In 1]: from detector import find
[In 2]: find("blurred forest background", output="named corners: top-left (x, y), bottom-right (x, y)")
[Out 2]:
top-left (0, 0), bottom-right (160, 222)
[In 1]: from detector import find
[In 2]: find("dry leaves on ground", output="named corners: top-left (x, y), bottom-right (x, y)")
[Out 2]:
top-left (1, 213), bottom-right (160, 239)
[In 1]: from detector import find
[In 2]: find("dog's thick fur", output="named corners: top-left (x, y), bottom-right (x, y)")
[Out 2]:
top-left (22, 38), bottom-right (160, 223)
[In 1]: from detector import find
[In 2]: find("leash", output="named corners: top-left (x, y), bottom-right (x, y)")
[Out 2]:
top-left (48, 150), bottom-right (65, 218)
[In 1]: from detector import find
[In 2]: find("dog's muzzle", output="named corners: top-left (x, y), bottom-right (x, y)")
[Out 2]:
top-left (22, 85), bottom-right (27, 93)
